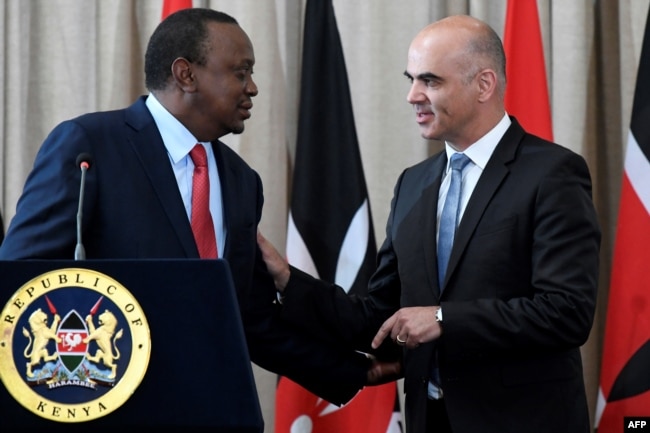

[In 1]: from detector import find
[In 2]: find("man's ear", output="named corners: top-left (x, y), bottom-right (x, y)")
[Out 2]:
top-left (171, 57), bottom-right (196, 91)
top-left (476, 68), bottom-right (497, 102)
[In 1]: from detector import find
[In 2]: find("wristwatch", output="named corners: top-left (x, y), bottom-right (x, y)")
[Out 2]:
top-left (435, 306), bottom-right (443, 323)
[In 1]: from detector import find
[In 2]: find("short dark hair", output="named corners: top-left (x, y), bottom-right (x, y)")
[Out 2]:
top-left (144, 8), bottom-right (238, 91)
top-left (462, 23), bottom-right (507, 93)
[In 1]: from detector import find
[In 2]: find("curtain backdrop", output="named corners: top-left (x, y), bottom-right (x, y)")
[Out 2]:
top-left (0, 1), bottom-right (644, 431)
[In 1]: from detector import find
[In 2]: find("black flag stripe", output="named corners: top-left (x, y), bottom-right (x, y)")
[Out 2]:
top-left (631, 6), bottom-right (650, 161)
top-left (290, 0), bottom-right (376, 295)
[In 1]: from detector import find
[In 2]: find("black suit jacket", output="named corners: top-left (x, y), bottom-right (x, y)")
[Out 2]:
top-left (281, 118), bottom-right (601, 433)
top-left (0, 96), bottom-right (369, 405)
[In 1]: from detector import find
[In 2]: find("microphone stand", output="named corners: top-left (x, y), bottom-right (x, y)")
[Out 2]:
top-left (74, 157), bottom-right (91, 260)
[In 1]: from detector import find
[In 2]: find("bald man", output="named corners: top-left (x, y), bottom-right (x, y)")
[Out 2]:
top-left (259, 15), bottom-right (600, 433)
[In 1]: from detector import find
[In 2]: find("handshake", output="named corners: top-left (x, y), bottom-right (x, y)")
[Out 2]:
top-left (258, 231), bottom-right (405, 388)
top-left (366, 354), bottom-right (403, 386)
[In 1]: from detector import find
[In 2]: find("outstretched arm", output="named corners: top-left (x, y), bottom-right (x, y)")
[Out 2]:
top-left (257, 230), bottom-right (403, 386)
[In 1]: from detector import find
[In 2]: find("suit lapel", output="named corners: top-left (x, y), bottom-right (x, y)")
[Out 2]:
top-left (422, 154), bottom-right (447, 300)
top-left (210, 140), bottom-right (234, 258)
top-left (442, 119), bottom-right (525, 293)
top-left (124, 97), bottom-right (199, 258)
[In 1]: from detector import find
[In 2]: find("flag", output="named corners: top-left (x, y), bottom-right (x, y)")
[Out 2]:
top-left (274, 0), bottom-right (402, 432)
top-left (595, 7), bottom-right (650, 432)
top-left (503, 0), bottom-right (553, 141)
top-left (161, 0), bottom-right (192, 20)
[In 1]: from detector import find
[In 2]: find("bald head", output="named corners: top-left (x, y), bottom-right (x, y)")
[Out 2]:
top-left (411, 15), bottom-right (506, 96)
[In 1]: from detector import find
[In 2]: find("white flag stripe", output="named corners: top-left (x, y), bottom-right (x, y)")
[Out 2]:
top-left (625, 130), bottom-right (650, 215)
top-left (335, 200), bottom-right (371, 293)
top-left (386, 413), bottom-right (403, 433)
top-left (594, 386), bottom-right (607, 427)
top-left (286, 211), bottom-right (319, 278)
top-left (319, 400), bottom-right (344, 416)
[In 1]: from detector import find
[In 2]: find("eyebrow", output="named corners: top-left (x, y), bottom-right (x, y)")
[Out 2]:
top-left (404, 71), bottom-right (441, 81)
top-left (404, 70), bottom-right (442, 82)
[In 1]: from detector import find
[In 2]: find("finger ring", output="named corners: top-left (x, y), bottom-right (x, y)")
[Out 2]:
top-left (396, 335), bottom-right (406, 344)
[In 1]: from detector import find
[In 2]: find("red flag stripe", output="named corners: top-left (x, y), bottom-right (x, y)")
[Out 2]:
top-left (161, 0), bottom-right (192, 20)
top-left (595, 156), bottom-right (650, 430)
top-left (595, 16), bottom-right (650, 427)
top-left (600, 172), bottom-right (650, 385)
top-left (275, 376), bottom-right (396, 432)
top-left (503, 0), bottom-right (553, 141)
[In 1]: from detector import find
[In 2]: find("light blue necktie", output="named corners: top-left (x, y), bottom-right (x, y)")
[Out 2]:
top-left (437, 153), bottom-right (471, 288)
top-left (429, 152), bottom-right (471, 400)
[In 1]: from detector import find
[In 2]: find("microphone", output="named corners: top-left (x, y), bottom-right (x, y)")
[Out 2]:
top-left (74, 153), bottom-right (93, 260)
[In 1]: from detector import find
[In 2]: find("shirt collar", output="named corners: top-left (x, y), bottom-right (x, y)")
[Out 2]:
top-left (145, 93), bottom-right (206, 164)
top-left (444, 113), bottom-right (511, 170)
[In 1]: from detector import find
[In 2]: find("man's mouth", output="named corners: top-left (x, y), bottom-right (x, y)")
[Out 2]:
top-left (416, 111), bottom-right (433, 124)
top-left (239, 102), bottom-right (253, 118)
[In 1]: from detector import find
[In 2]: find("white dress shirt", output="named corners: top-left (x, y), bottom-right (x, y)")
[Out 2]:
top-left (145, 94), bottom-right (226, 255)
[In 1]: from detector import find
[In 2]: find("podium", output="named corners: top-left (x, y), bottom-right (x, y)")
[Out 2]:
top-left (0, 259), bottom-right (264, 431)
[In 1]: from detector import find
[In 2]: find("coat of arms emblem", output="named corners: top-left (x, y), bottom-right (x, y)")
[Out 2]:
top-left (0, 268), bottom-right (151, 422)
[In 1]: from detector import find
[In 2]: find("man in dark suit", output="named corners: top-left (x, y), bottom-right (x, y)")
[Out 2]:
top-left (258, 14), bottom-right (601, 433)
top-left (0, 8), bottom-right (381, 410)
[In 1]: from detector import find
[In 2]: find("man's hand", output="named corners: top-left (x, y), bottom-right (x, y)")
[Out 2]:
top-left (371, 306), bottom-right (441, 350)
top-left (367, 359), bottom-right (402, 385)
top-left (257, 231), bottom-right (291, 291)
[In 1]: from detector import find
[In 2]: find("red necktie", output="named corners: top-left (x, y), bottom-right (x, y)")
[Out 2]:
top-left (189, 144), bottom-right (218, 258)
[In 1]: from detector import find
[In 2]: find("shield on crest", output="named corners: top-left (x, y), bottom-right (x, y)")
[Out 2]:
top-left (56, 310), bottom-right (89, 375)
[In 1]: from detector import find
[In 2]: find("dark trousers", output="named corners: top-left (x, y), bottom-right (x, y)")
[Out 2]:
top-left (426, 398), bottom-right (452, 433)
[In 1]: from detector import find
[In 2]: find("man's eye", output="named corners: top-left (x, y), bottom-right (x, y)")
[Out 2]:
top-left (424, 78), bottom-right (441, 87)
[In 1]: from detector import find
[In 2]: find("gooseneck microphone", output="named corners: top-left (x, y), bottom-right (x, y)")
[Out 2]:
top-left (74, 153), bottom-right (93, 260)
